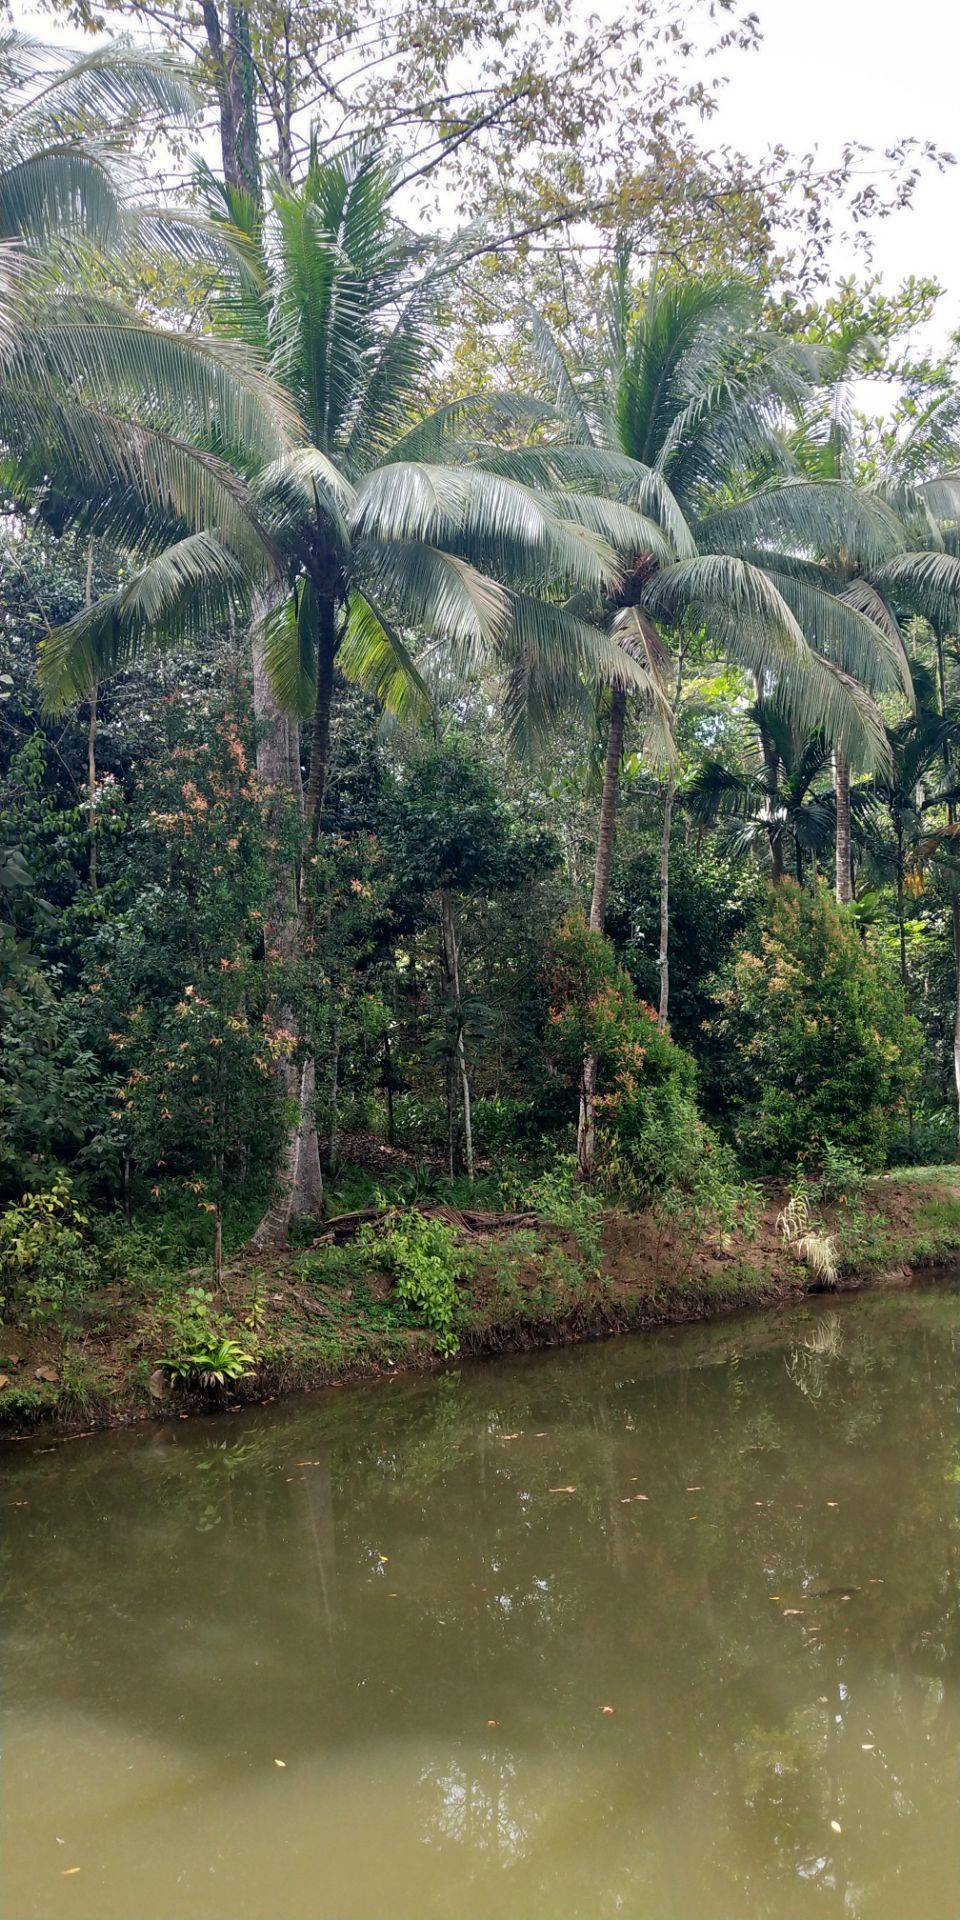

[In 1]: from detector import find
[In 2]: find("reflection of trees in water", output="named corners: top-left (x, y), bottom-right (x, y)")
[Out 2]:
top-left (3, 1289), bottom-right (960, 1916)
top-left (419, 1753), bottom-right (531, 1858)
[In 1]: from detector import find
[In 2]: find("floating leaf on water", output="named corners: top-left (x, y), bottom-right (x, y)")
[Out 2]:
top-left (826, 1501), bottom-right (839, 1508)
top-left (274, 1759), bottom-right (286, 1768)
top-left (486, 1719), bottom-right (500, 1728)
top-left (861, 1743), bottom-right (875, 1751)
top-left (600, 1706), bottom-right (615, 1716)
top-left (830, 1819), bottom-right (842, 1834)
top-left (61, 1867), bottom-right (81, 1876)
top-left (547, 1486), bottom-right (577, 1494)
top-left (783, 1609), bottom-right (805, 1617)
top-left (499, 1433), bottom-right (521, 1442)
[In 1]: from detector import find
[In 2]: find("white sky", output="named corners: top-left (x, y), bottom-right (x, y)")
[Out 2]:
top-left (26, 0), bottom-right (960, 357)
top-left (709, 0), bottom-right (959, 342)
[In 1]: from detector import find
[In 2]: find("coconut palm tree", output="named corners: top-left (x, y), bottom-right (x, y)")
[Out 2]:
top-left (41, 144), bottom-right (666, 822)
top-left (39, 142), bottom-right (676, 1238)
top-left (0, 31), bottom-right (301, 898)
top-left (788, 339), bottom-right (960, 903)
top-left (1, 28), bottom-right (297, 648)
top-left (688, 722), bottom-right (843, 885)
top-left (440, 265), bottom-right (909, 1169)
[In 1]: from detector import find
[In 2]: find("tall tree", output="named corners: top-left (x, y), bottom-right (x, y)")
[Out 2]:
top-left (40, 143), bottom-right (662, 1237)
top-left (452, 268), bottom-right (908, 1168)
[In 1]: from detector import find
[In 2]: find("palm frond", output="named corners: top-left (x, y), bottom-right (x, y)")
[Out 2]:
top-left (2, 37), bottom-right (196, 152)
top-left (0, 146), bottom-right (120, 247)
top-left (764, 570), bottom-right (913, 700)
top-left (357, 539), bottom-right (507, 659)
top-left (527, 310), bottom-right (595, 444)
top-left (872, 551), bottom-right (960, 636)
top-left (257, 582), bottom-right (318, 719)
top-left (696, 480), bottom-right (905, 570)
top-left (38, 531), bottom-right (246, 709)
top-left (337, 587), bottom-right (431, 721)
top-left (352, 463), bottom-right (621, 592)
top-left (644, 555), bottom-right (808, 661)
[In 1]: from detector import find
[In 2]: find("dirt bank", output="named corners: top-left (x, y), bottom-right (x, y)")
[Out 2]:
top-left (2, 1167), bottom-right (959, 1438)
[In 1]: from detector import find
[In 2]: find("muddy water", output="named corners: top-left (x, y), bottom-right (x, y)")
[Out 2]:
top-left (2, 1287), bottom-right (959, 1920)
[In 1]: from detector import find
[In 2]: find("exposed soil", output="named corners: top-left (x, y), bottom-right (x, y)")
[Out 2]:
top-left (2, 1169), bottom-right (959, 1440)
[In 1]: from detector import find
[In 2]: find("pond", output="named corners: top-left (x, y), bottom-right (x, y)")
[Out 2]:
top-left (3, 1286), bottom-right (959, 1920)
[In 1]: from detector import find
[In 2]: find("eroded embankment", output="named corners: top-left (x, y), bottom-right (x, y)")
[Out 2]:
top-left (2, 1168), bottom-right (959, 1438)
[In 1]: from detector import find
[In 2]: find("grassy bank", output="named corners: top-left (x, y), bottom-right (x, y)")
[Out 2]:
top-left (2, 1165), bottom-right (960, 1437)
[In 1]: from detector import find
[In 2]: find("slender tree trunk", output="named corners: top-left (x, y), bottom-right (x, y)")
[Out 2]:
top-left (896, 823), bottom-right (908, 987)
top-left (86, 686), bottom-right (98, 892)
top-left (83, 540), bottom-right (97, 891)
top-left (933, 629), bottom-right (956, 1144)
top-left (384, 1029), bottom-right (396, 1148)
top-left (441, 892), bottom-right (474, 1184)
top-left (249, 629), bottom-right (324, 1249)
top-left (589, 686), bottom-right (627, 932)
top-left (327, 1024), bottom-right (340, 1174)
top-left (757, 714), bottom-right (784, 884)
top-left (201, 0), bottom-right (261, 199)
top-left (213, 1203), bottom-right (224, 1289)
top-left (657, 771), bottom-right (675, 1031)
top-left (306, 595), bottom-right (338, 843)
top-left (578, 686), bottom-right (627, 1180)
top-left (834, 749), bottom-right (853, 905)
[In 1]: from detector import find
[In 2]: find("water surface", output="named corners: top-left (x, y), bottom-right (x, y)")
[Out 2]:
top-left (3, 1287), bottom-right (959, 1920)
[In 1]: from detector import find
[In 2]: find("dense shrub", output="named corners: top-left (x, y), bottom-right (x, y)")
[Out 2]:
top-left (0, 1174), bottom-right (99, 1328)
top-left (544, 915), bottom-right (728, 1209)
top-left (709, 883), bottom-right (922, 1171)
top-left (360, 1212), bottom-right (466, 1354)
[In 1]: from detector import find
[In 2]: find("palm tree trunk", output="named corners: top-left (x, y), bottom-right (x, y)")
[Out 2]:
top-left (896, 822), bottom-right (908, 987)
top-left (84, 539), bottom-right (97, 891)
top-left (249, 629), bottom-right (324, 1250)
top-left (306, 594), bottom-right (337, 843)
top-left (834, 749), bottom-right (853, 905)
top-left (579, 686), bottom-right (627, 1179)
top-left (589, 686), bottom-right (627, 931)
top-left (757, 713), bottom-right (784, 884)
top-left (935, 631), bottom-right (960, 1151)
top-left (87, 685), bottom-right (98, 892)
top-left (657, 770), bottom-right (675, 1031)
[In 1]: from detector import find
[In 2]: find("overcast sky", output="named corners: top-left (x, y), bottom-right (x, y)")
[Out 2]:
top-left (710, 0), bottom-right (959, 344)
top-left (26, 0), bottom-right (959, 354)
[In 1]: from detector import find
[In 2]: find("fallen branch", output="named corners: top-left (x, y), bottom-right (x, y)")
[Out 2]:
top-left (312, 1204), bottom-right (539, 1244)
